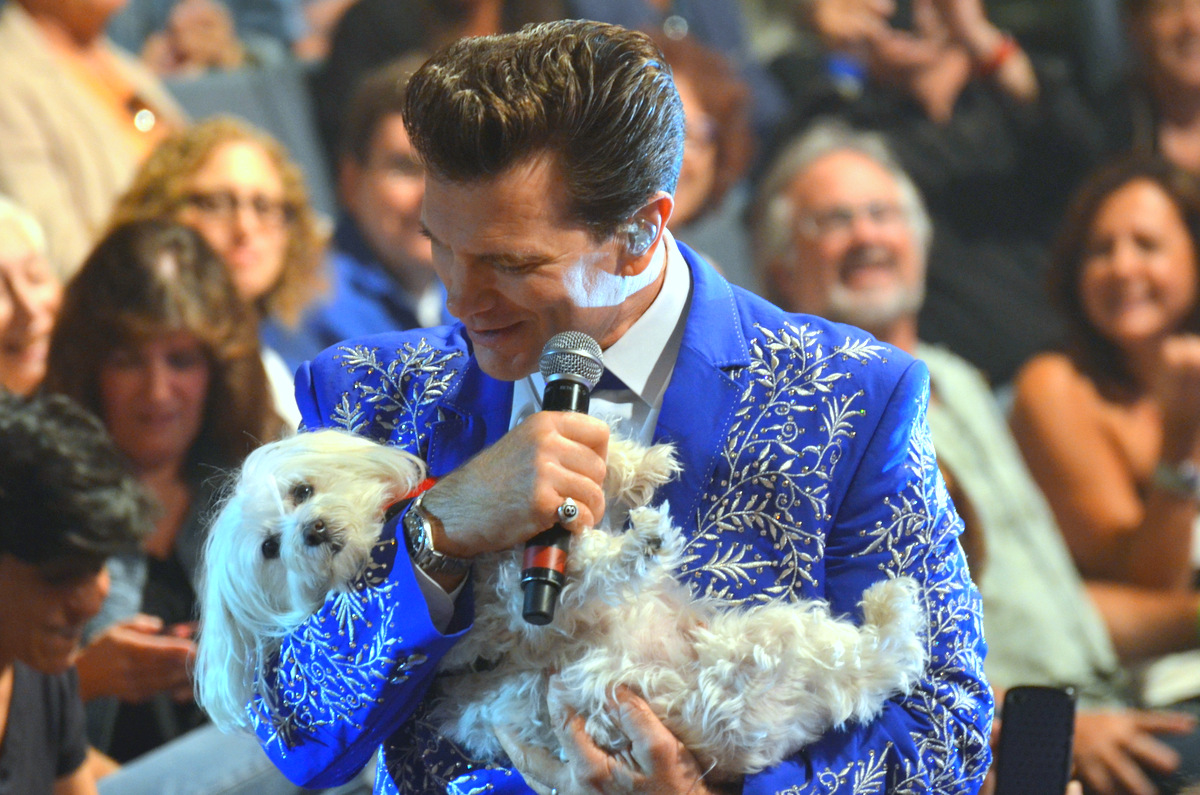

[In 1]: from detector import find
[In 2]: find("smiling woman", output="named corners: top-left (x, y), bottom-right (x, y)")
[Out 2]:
top-left (1011, 155), bottom-right (1200, 591)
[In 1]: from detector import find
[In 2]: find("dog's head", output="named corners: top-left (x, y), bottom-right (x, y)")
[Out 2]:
top-left (195, 428), bottom-right (425, 730)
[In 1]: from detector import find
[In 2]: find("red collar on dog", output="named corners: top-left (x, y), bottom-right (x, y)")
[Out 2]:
top-left (384, 477), bottom-right (437, 522)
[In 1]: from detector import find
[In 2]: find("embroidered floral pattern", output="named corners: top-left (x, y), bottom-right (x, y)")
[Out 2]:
top-left (683, 322), bottom-right (888, 603)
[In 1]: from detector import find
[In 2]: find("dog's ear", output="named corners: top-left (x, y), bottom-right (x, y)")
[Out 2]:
top-left (195, 490), bottom-right (268, 731)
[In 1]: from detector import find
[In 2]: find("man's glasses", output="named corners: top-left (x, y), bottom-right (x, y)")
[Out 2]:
top-left (183, 190), bottom-right (294, 228)
top-left (796, 201), bottom-right (907, 239)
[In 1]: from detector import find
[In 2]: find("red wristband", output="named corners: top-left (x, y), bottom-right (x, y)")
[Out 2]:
top-left (978, 35), bottom-right (1019, 78)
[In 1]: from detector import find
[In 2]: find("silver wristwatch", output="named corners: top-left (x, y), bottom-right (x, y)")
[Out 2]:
top-left (403, 492), bottom-right (471, 576)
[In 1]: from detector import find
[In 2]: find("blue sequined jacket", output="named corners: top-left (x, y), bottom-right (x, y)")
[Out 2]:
top-left (251, 244), bottom-right (993, 794)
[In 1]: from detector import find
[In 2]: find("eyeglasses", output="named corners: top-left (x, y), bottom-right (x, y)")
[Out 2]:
top-left (183, 190), bottom-right (294, 228)
top-left (796, 201), bottom-right (907, 239)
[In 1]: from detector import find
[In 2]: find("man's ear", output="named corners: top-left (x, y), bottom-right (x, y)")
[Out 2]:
top-left (618, 192), bottom-right (674, 276)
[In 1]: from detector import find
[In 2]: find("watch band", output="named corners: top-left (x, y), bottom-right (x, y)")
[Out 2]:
top-left (1152, 460), bottom-right (1200, 501)
top-left (403, 492), bottom-right (472, 576)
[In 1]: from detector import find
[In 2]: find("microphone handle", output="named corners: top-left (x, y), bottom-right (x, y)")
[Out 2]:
top-left (521, 378), bottom-right (590, 625)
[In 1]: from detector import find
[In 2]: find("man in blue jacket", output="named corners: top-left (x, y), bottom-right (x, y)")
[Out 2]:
top-left (250, 19), bottom-right (992, 795)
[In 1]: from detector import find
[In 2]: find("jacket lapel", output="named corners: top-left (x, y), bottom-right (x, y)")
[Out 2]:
top-left (654, 243), bottom-right (751, 525)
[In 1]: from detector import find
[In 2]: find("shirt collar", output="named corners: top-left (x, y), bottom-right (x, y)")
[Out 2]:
top-left (509, 230), bottom-right (692, 429)
top-left (594, 229), bottom-right (690, 408)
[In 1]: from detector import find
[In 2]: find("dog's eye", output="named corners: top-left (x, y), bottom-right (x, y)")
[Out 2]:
top-left (261, 535), bottom-right (281, 560)
top-left (289, 483), bottom-right (313, 504)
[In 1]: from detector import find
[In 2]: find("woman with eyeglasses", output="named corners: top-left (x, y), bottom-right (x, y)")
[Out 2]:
top-left (109, 117), bottom-right (327, 428)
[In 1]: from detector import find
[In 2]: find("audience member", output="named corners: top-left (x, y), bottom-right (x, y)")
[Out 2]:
top-left (110, 116), bottom-right (326, 426)
top-left (753, 122), bottom-right (1200, 795)
top-left (0, 391), bottom-right (153, 795)
top-left (647, 31), bottom-right (757, 288)
top-left (268, 55), bottom-right (446, 371)
top-left (1011, 157), bottom-right (1200, 595)
top-left (108, 0), bottom-right (300, 75)
top-left (768, 0), bottom-right (1105, 386)
top-left (1097, 0), bottom-right (1200, 173)
top-left (42, 219), bottom-right (285, 764)
top-left (0, 0), bottom-right (187, 279)
top-left (309, 0), bottom-right (568, 168)
top-left (0, 195), bottom-right (60, 396)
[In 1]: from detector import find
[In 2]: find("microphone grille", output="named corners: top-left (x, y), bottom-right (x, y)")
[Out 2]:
top-left (539, 331), bottom-right (603, 389)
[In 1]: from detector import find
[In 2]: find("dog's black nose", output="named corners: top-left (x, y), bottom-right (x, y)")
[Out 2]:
top-left (303, 519), bottom-right (328, 547)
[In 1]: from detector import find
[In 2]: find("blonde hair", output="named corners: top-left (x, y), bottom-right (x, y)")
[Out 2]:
top-left (109, 117), bottom-right (326, 327)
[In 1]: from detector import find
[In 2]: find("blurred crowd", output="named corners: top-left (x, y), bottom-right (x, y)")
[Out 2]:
top-left (7, 0), bottom-right (1200, 793)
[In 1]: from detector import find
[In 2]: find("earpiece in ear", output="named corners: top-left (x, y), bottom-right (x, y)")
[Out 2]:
top-left (626, 220), bottom-right (657, 256)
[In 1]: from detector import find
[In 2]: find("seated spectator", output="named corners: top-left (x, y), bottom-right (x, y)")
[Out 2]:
top-left (110, 116), bottom-right (326, 426)
top-left (0, 0), bottom-right (187, 278)
top-left (0, 391), bottom-right (153, 795)
top-left (647, 31), bottom-right (756, 288)
top-left (108, 0), bottom-right (300, 76)
top-left (768, 0), bottom-right (1105, 387)
top-left (1012, 156), bottom-right (1200, 595)
top-left (268, 54), bottom-right (446, 371)
top-left (43, 219), bottom-right (285, 763)
top-left (1097, 0), bottom-right (1200, 173)
top-left (0, 195), bottom-right (60, 396)
top-left (752, 121), bottom-right (1200, 795)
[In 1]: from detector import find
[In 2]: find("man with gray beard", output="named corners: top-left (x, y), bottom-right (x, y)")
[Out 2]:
top-left (751, 119), bottom-right (1200, 795)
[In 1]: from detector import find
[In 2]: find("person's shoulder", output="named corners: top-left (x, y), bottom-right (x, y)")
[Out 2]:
top-left (1013, 350), bottom-right (1091, 407)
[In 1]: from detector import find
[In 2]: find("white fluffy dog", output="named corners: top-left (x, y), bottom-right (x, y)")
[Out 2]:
top-left (196, 428), bottom-right (427, 730)
top-left (196, 428), bottom-right (927, 779)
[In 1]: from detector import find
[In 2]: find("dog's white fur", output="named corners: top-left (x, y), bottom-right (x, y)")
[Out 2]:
top-left (195, 429), bottom-right (427, 731)
top-left (196, 428), bottom-right (927, 778)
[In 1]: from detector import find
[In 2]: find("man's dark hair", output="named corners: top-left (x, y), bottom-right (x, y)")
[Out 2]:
top-left (403, 19), bottom-right (685, 240)
top-left (0, 392), bottom-right (153, 565)
top-left (339, 53), bottom-right (430, 165)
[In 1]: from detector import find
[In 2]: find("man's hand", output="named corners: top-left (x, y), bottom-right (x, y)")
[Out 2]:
top-left (75, 614), bottom-right (196, 703)
top-left (496, 681), bottom-right (738, 795)
top-left (1072, 709), bottom-right (1195, 795)
top-left (421, 411), bottom-right (610, 560)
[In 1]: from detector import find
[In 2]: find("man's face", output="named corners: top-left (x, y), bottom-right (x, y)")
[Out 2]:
top-left (770, 150), bottom-right (925, 334)
top-left (421, 153), bottom-right (646, 381)
top-left (0, 555), bottom-right (109, 674)
top-left (340, 114), bottom-right (433, 281)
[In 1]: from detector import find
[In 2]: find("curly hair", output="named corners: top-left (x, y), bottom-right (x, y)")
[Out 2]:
top-left (44, 220), bottom-right (284, 476)
top-left (108, 117), bottom-right (326, 327)
top-left (0, 392), bottom-right (153, 565)
top-left (404, 20), bottom-right (685, 241)
top-left (1049, 154), bottom-right (1200, 395)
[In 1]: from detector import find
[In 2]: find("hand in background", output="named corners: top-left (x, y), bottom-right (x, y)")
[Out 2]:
top-left (76, 613), bottom-right (196, 704)
top-left (1072, 709), bottom-right (1195, 795)
top-left (1154, 334), bottom-right (1200, 464)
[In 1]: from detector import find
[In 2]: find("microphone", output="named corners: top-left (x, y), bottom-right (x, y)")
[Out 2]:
top-left (521, 331), bottom-right (604, 625)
